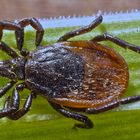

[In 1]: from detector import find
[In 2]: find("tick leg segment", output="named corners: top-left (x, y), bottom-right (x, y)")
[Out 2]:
top-left (0, 81), bottom-right (16, 98)
top-left (15, 18), bottom-right (44, 51)
top-left (6, 93), bottom-right (33, 120)
top-left (0, 87), bottom-right (19, 118)
top-left (57, 15), bottom-right (103, 42)
top-left (0, 41), bottom-right (19, 58)
top-left (91, 33), bottom-right (140, 53)
top-left (86, 96), bottom-right (140, 114)
top-left (0, 21), bottom-right (22, 49)
top-left (0, 82), bottom-right (33, 120)
top-left (49, 102), bottom-right (93, 129)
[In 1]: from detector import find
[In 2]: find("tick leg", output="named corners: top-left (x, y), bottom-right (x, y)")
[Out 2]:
top-left (0, 21), bottom-right (22, 50)
top-left (0, 87), bottom-right (19, 118)
top-left (3, 96), bottom-right (11, 110)
top-left (0, 41), bottom-right (19, 58)
top-left (0, 81), bottom-right (16, 98)
top-left (57, 15), bottom-right (103, 42)
top-left (86, 96), bottom-right (140, 114)
top-left (91, 33), bottom-right (140, 53)
top-left (15, 18), bottom-right (44, 51)
top-left (49, 102), bottom-right (93, 129)
top-left (6, 93), bottom-right (33, 120)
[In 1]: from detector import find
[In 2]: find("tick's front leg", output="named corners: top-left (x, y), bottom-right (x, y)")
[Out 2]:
top-left (15, 18), bottom-right (44, 51)
top-left (0, 41), bottom-right (19, 58)
top-left (6, 93), bottom-right (33, 120)
top-left (0, 87), bottom-right (19, 118)
top-left (0, 21), bottom-right (22, 50)
top-left (0, 81), bottom-right (16, 98)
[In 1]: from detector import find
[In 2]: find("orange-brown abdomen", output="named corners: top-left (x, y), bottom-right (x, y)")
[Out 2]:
top-left (50, 41), bottom-right (129, 108)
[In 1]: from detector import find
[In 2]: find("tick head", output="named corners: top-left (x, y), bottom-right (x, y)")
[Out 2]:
top-left (0, 57), bottom-right (26, 80)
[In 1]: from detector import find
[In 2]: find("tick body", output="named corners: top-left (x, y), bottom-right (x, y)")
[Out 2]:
top-left (0, 16), bottom-right (140, 129)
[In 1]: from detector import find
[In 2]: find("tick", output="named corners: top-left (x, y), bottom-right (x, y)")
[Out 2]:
top-left (0, 15), bottom-right (140, 129)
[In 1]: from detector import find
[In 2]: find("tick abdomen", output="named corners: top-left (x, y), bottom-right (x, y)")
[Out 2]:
top-left (50, 41), bottom-right (129, 108)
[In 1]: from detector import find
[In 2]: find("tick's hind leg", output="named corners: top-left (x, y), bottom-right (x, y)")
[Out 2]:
top-left (49, 102), bottom-right (93, 129)
top-left (57, 15), bottom-right (103, 42)
top-left (86, 96), bottom-right (140, 114)
top-left (91, 33), bottom-right (140, 53)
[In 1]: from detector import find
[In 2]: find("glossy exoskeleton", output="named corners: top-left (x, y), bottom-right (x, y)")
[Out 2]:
top-left (0, 15), bottom-right (140, 129)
